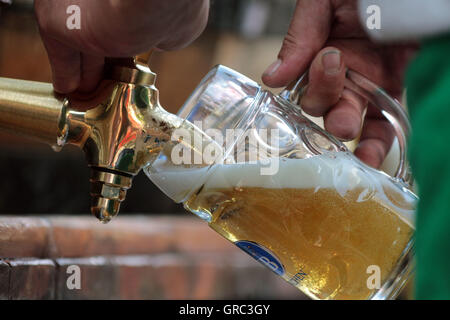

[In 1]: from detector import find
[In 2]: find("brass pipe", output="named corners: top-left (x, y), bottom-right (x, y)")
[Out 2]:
top-left (0, 78), bottom-right (67, 149)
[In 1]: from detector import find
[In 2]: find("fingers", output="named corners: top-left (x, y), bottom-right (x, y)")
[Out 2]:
top-left (354, 113), bottom-right (395, 168)
top-left (303, 46), bottom-right (394, 166)
top-left (41, 34), bottom-right (104, 94)
top-left (298, 47), bottom-right (366, 142)
top-left (262, 0), bottom-right (332, 87)
top-left (41, 34), bottom-right (81, 94)
top-left (36, 0), bottom-right (82, 94)
top-left (300, 47), bottom-right (346, 117)
top-left (323, 88), bottom-right (367, 141)
top-left (78, 54), bottom-right (105, 93)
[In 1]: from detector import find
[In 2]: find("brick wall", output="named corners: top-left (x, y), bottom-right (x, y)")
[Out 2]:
top-left (0, 215), bottom-right (306, 300)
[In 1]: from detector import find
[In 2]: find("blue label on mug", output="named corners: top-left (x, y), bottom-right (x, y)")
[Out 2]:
top-left (235, 240), bottom-right (285, 276)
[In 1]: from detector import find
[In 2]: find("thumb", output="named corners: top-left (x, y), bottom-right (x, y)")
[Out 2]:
top-left (262, 0), bottom-right (332, 88)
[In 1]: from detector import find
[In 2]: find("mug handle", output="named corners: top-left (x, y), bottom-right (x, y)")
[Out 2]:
top-left (280, 69), bottom-right (413, 187)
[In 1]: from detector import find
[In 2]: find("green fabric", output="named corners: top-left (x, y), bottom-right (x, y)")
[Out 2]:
top-left (406, 34), bottom-right (450, 300)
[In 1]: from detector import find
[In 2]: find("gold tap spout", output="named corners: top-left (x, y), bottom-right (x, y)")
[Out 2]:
top-left (0, 56), bottom-right (182, 223)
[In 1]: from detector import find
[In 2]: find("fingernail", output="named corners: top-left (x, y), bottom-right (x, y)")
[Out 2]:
top-left (322, 50), bottom-right (341, 75)
top-left (263, 59), bottom-right (282, 77)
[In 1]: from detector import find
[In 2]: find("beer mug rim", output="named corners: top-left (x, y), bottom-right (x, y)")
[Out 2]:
top-left (178, 64), bottom-right (413, 188)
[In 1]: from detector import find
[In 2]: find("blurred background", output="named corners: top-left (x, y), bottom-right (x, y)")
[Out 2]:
top-left (0, 0), bottom-right (295, 215)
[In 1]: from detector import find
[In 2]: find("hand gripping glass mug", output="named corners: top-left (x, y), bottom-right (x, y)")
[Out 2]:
top-left (144, 66), bottom-right (416, 300)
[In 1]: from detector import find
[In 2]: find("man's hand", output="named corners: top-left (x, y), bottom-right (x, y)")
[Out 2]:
top-left (262, 0), bottom-right (417, 168)
top-left (34, 0), bottom-right (209, 94)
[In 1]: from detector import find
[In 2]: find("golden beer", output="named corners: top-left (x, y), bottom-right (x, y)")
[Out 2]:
top-left (184, 155), bottom-right (415, 300)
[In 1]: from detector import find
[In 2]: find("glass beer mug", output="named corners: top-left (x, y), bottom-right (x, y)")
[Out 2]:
top-left (144, 65), bottom-right (416, 300)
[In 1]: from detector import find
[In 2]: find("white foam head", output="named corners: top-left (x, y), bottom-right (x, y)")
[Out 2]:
top-left (147, 152), bottom-right (416, 228)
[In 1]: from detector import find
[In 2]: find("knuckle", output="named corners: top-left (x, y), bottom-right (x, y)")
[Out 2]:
top-left (301, 97), bottom-right (328, 117)
top-left (305, 84), bottom-right (341, 110)
top-left (336, 125), bottom-right (360, 141)
top-left (280, 30), bottom-right (312, 59)
top-left (282, 31), bottom-right (300, 51)
top-left (326, 110), bottom-right (361, 141)
top-left (280, 34), bottom-right (299, 59)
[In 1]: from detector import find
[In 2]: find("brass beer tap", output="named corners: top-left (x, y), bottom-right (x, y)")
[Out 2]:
top-left (0, 55), bottom-right (183, 223)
